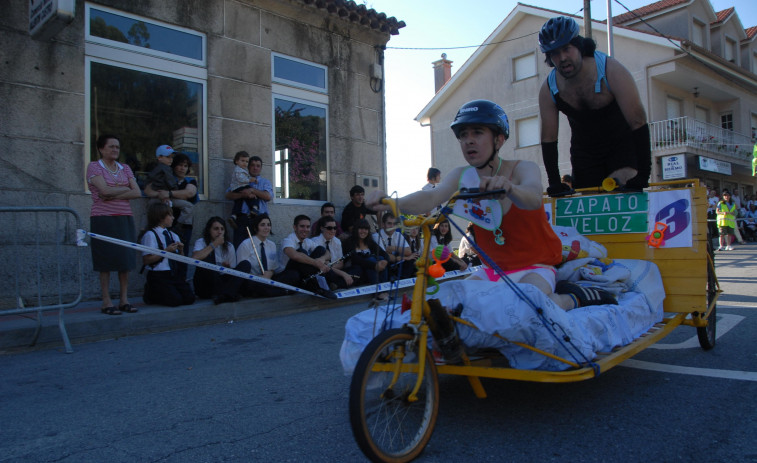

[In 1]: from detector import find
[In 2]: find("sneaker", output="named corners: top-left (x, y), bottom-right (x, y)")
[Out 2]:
top-left (314, 287), bottom-right (337, 300)
top-left (227, 216), bottom-right (238, 230)
top-left (555, 281), bottom-right (618, 307)
top-left (725, 246), bottom-right (734, 251)
top-left (716, 246), bottom-right (724, 251)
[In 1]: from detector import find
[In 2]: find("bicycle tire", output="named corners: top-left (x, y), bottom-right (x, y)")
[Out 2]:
top-left (349, 328), bottom-right (439, 463)
top-left (697, 241), bottom-right (717, 350)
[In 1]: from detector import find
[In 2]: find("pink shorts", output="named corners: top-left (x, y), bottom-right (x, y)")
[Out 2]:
top-left (469, 265), bottom-right (557, 291)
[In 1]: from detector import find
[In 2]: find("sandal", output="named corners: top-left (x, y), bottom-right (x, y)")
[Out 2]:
top-left (119, 303), bottom-right (138, 313)
top-left (101, 306), bottom-right (122, 316)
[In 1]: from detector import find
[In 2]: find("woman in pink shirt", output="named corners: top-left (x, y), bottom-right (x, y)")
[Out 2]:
top-left (87, 134), bottom-right (143, 315)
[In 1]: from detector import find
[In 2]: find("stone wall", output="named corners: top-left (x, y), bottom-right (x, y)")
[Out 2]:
top-left (0, 0), bottom-right (395, 303)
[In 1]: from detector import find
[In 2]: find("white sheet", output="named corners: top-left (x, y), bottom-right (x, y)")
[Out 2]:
top-left (340, 259), bottom-right (665, 373)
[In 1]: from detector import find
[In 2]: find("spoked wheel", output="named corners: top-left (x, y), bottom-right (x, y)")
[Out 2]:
top-left (349, 328), bottom-right (439, 463)
top-left (698, 231), bottom-right (717, 350)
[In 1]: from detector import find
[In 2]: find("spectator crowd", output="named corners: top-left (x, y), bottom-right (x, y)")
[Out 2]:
top-left (87, 134), bottom-right (462, 314)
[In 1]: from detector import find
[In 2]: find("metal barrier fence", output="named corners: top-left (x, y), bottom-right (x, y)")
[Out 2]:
top-left (0, 207), bottom-right (85, 353)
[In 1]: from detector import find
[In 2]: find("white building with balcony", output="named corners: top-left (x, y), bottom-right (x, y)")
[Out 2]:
top-left (416, 0), bottom-right (757, 197)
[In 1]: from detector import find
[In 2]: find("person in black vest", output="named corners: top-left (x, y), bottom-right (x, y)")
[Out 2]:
top-left (141, 203), bottom-right (195, 307)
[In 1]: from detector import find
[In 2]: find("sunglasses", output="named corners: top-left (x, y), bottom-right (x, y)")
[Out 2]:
top-left (322, 226), bottom-right (338, 231)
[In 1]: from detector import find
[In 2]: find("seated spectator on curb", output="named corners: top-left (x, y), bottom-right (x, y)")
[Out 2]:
top-left (341, 185), bottom-right (377, 237)
top-left (191, 217), bottom-right (247, 304)
top-left (429, 219), bottom-right (468, 272)
top-left (342, 218), bottom-right (389, 291)
top-left (141, 203), bottom-right (195, 307)
top-left (311, 202), bottom-right (344, 238)
top-left (373, 212), bottom-right (415, 279)
top-left (236, 213), bottom-right (288, 298)
top-left (225, 153), bottom-right (273, 248)
top-left (275, 215), bottom-right (336, 299)
top-left (311, 216), bottom-right (354, 290)
top-left (459, 221), bottom-right (482, 266)
top-left (403, 221), bottom-right (422, 266)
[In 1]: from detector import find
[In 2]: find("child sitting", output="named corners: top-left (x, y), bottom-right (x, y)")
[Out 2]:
top-left (141, 202), bottom-right (195, 307)
top-left (228, 151), bottom-right (258, 229)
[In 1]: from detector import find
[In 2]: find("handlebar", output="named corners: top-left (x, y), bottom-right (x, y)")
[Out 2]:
top-left (380, 187), bottom-right (509, 229)
top-left (455, 187), bottom-right (509, 200)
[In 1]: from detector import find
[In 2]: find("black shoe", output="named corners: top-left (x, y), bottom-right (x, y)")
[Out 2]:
top-left (315, 287), bottom-right (337, 300)
top-left (555, 281), bottom-right (617, 307)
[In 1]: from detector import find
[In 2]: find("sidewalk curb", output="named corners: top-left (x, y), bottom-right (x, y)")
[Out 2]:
top-left (0, 293), bottom-right (381, 354)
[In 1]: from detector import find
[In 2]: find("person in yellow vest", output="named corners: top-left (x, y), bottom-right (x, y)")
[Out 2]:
top-left (752, 142), bottom-right (757, 176)
top-left (716, 190), bottom-right (737, 251)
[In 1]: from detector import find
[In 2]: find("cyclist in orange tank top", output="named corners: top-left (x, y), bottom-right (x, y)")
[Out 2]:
top-left (368, 100), bottom-right (616, 310)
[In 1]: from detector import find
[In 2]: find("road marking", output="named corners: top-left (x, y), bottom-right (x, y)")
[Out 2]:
top-left (621, 359), bottom-right (757, 382)
top-left (650, 313), bottom-right (745, 350)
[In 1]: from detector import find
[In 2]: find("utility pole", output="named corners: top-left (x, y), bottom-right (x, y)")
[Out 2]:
top-left (607, 0), bottom-right (615, 56)
top-left (583, 0), bottom-right (592, 39)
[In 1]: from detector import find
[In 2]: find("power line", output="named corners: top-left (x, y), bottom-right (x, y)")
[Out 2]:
top-left (385, 31), bottom-right (538, 51)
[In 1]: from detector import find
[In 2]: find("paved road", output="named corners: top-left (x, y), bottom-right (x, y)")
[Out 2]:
top-left (1, 245), bottom-right (755, 462)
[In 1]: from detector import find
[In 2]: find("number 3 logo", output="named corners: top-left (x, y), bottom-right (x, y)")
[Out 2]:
top-left (654, 199), bottom-right (690, 240)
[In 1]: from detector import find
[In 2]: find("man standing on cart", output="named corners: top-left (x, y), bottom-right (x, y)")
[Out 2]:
top-left (537, 16), bottom-right (651, 195)
top-left (367, 99), bottom-right (615, 310)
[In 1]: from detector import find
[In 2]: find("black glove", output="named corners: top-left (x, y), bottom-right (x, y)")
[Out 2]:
top-left (547, 183), bottom-right (575, 197)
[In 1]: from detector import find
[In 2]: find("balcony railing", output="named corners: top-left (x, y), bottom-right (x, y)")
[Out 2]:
top-left (649, 116), bottom-right (754, 163)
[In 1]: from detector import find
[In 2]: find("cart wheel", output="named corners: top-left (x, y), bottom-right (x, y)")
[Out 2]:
top-left (349, 328), bottom-right (439, 463)
top-left (697, 258), bottom-right (717, 350)
top-left (697, 232), bottom-right (717, 350)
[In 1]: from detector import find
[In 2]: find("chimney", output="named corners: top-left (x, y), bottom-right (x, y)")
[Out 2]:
top-left (432, 53), bottom-right (453, 93)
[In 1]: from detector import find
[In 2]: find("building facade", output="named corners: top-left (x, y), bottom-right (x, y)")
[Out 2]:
top-left (416, 1), bottom-right (756, 197)
top-left (1, 0), bottom-right (403, 302)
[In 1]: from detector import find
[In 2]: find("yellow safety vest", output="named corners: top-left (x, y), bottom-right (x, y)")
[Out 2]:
top-left (716, 201), bottom-right (736, 228)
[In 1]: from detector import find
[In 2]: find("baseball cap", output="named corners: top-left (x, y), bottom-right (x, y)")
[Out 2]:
top-left (156, 145), bottom-right (175, 158)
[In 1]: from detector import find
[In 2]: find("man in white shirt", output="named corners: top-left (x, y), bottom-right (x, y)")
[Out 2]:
top-left (373, 212), bottom-right (415, 279)
top-left (311, 217), bottom-right (354, 289)
top-left (275, 215), bottom-right (336, 298)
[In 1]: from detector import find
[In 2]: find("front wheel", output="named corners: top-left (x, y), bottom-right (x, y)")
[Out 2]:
top-left (349, 328), bottom-right (439, 463)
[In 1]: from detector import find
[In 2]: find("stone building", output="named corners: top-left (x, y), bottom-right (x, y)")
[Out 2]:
top-left (0, 0), bottom-right (403, 302)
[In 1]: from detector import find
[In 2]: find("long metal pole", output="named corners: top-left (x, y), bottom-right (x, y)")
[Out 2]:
top-left (583, 0), bottom-right (592, 39)
top-left (606, 0), bottom-right (615, 56)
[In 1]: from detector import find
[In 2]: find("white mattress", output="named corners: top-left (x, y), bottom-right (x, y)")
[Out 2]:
top-left (340, 259), bottom-right (665, 373)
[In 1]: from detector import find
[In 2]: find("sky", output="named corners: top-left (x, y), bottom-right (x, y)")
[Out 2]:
top-left (364, 0), bottom-right (757, 196)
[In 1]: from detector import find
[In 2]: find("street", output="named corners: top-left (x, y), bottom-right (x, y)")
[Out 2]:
top-left (1, 245), bottom-right (756, 462)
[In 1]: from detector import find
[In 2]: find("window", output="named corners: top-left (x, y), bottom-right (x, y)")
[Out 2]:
top-left (272, 53), bottom-right (327, 93)
top-left (724, 37), bottom-right (736, 63)
top-left (666, 96), bottom-right (682, 119)
top-left (721, 113), bottom-right (733, 131)
top-left (695, 106), bottom-right (709, 124)
top-left (513, 53), bottom-right (536, 81)
top-left (85, 4), bottom-right (207, 193)
top-left (516, 116), bottom-right (539, 148)
top-left (750, 113), bottom-right (757, 140)
top-left (272, 54), bottom-right (329, 201)
top-left (692, 20), bottom-right (705, 47)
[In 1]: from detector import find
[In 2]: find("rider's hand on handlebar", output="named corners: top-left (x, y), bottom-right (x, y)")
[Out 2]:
top-left (365, 190), bottom-right (391, 212)
top-left (547, 183), bottom-right (574, 197)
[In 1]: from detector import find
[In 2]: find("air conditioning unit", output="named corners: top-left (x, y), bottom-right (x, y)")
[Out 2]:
top-left (355, 174), bottom-right (381, 195)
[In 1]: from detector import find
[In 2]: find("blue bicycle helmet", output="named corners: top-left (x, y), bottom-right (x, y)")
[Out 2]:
top-left (539, 16), bottom-right (579, 53)
top-left (450, 100), bottom-right (510, 140)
